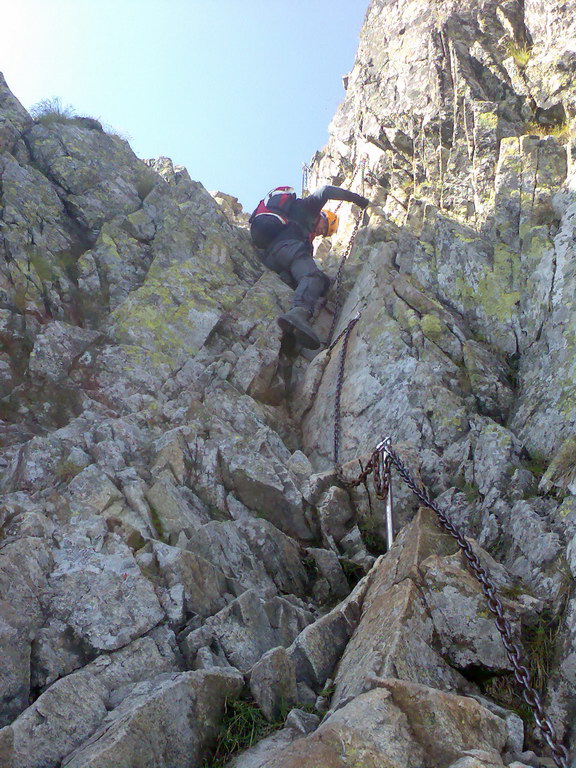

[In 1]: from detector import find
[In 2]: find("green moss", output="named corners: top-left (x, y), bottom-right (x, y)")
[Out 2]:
top-left (453, 231), bottom-right (479, 245)
top-left (54, 459), bottom-right (85, 483)
top-left (420, 313), bottom-right (444, 340)
top-left (558, 499), bottom-right (575, 518)
top-left (134, 169), bottom-right (158, 200)
top-left (559, 384), bottom-right (576, 418)
top-left (454, 242), bottom-right (521, 323)
top-left (541, 438), bottom-right (576, 490)
top-left (27, 248), bottom-right (58, 283)
top-left (454, 478), bottom-right (480, 503)
top-left (108, 256), bottom-right (241, 364)
top-left (476, 110), bottom-right (499, 129)
top-left (395, 305), bottom-right (421, 334)
top-left (521, 228), bottom-right (553, 267)
top-left (100, 232), bottom-right (121, 256)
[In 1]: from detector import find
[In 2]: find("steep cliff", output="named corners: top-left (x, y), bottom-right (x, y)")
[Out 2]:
top-left (1, 1), bottom-right (575, 767)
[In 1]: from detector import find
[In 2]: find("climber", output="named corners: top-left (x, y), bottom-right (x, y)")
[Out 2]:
top-left (249, 185), bottom-right (369, 349)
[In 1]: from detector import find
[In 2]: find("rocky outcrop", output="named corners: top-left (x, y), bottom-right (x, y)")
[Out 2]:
top-left (306, 6), bottom-right (576, 758)
top-left (1, 0), bottom-right (576, 765)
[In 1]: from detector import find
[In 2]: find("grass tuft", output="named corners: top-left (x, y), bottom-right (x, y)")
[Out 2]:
top-left (505, 41), bottom-right (532, 67)
top-left (521, 452), bottom-right (548, 482)
top-left (30, 97), bottom-right (79, 125)
top-left (540, 437), bottom-right (576, 490)
top-left (523, 120), bottom-right (571, 142)
top-left (483, 610), bottom-right (563, 728)
top-left (29, 96), bottom-right (129, 137)
top-left (358, 513), bottom-right (386, 555)
top-left (202, 697), bottom-right (305, 767)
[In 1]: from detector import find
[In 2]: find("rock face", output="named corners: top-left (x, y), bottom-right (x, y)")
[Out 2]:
top-left (1, 0), bottom-right (576, 765)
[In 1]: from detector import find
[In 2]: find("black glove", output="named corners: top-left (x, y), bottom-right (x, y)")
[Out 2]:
top-left (351, 194), bottom-right (369, 209)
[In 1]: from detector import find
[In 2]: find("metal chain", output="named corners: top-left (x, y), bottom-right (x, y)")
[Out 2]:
top-left (326, 215), bottom-right (363, 345)
top-left (333, 313), bottom-right (361, 471)
top-left (301, 162), bottom-right (310, 196)
top-left (332, 155), bottom-right (368, 215)
top-left (337, 437), bottom-right (569, 767)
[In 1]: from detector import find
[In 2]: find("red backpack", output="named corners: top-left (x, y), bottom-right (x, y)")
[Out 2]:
top-left (249, 186), bottom-right (297, 248)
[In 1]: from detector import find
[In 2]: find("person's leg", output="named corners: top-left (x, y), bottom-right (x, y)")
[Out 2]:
top-left (263, 241), bottom-right (326, 350)
top-left (262, 240), bottom-right (302, 276)
top-left (289, 256), bottom-right (331, 313)
top-left (277, 255), bottom-right (330, 350)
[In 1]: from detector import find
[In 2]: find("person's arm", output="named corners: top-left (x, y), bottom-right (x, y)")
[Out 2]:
top-left (303, 185), bottom-right (369, 215)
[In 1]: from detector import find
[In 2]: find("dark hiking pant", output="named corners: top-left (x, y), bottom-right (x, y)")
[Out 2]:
top-left (262, 239), bottom-right (331, 313)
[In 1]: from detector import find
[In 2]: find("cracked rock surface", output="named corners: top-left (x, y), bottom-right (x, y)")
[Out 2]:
top-left (1, 0), bottom-right (576, 765)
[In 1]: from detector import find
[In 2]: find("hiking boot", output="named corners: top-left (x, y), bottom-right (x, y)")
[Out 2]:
top-left (277, 307), bottom-right (321, 350)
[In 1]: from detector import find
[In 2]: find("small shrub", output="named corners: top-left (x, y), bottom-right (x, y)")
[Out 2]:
top-left (499, 582), bottom-right (526, 601)
top-left (302, 553), bottom-right (319, 581)
top-left (340, 558), bottom-right (365, 587)
top-left (454, 476), bottom-right (481, 503)
top-left (54, 458), bottom-right (84, 483)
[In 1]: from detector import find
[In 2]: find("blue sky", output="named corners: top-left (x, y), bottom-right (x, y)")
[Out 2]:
top-left (3, 0), bottom-right (367, 211)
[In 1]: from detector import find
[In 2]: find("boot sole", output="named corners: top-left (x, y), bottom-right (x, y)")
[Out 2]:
top-left (277, 316), bottom-right (321, 350)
